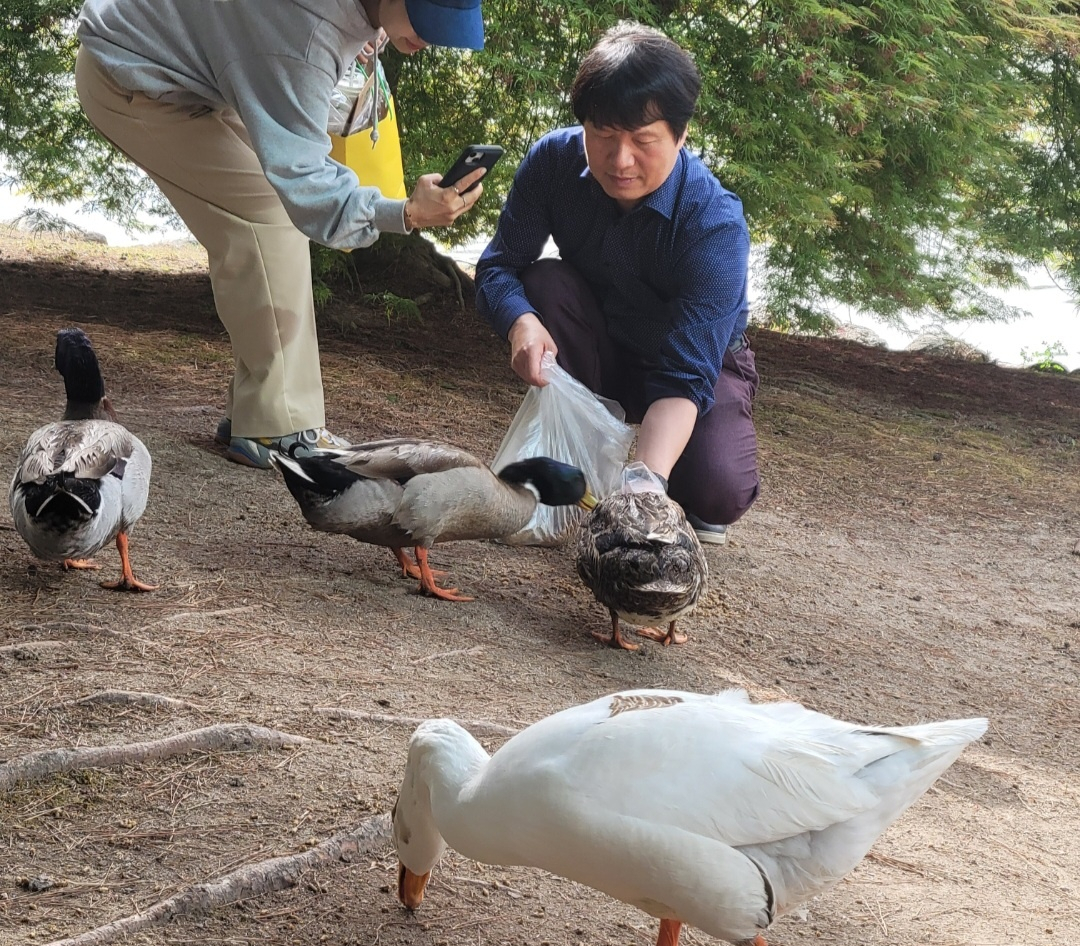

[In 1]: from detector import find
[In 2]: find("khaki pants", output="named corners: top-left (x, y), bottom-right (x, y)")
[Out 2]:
top-left (75, 47), bottom-right (325, 439)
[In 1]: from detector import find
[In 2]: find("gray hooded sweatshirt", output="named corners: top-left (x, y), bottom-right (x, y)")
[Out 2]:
top-left (77, 0), bottom-right (406, 249)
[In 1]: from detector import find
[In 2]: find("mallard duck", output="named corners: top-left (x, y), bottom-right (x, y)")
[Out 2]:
top-left (9, 328), bottom-right (155, 591)
top-left (393, 688), bottom-right (987, 946)
top-left (576, 463), bottom-right (707, 650)
top-left (269, 438), bottom-right (596, 602)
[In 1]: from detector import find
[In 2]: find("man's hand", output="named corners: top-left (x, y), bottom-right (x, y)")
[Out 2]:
top-left (508, 313), bottom-right (558, 386)
top-left (635, 397), bottom-right (698, 480)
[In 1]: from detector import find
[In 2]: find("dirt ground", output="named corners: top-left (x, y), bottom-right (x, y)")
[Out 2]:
top-left (0, 228), bottom-right (1078, 946)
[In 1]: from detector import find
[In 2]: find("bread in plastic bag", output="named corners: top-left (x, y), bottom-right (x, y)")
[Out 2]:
top-left (328, 56), bottom-right (391, 137)
top-left (617, 460), bottom-right (668, 495)
top-left (492, 353), bottom-right (636, 546)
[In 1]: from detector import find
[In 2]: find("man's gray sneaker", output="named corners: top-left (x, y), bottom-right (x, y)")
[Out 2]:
top-left (215, 419), bottom-right (351, 469)
top-left (686, 512), bottom-right (729, 546)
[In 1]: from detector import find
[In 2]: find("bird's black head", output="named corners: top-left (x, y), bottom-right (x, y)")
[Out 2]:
top-left (54, 328), bottom-right (106, 405)
top-left (496, 457), bottom-right (596, 508)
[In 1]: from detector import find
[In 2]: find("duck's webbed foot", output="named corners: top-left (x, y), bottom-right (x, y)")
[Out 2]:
top-left (636, 620), bottom-right (688, 646)
top-left (99, 532), bottom-right (157, 592)
top-left (414, 547), bottom-right (473, 602)
top-left (63, 558), bottom-right (100, 571)
top-left (392, 547), bottom-right (448, 581)
top-left (591, 612), bottom-right (640, 651)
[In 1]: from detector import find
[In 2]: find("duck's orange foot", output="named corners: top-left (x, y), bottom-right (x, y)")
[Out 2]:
top-left (419, 583), bottom-right (474, 603)
top-left (592, 614), bottom-right (640, 651)
top-left (392, 547), bottom-right (448, 581)
top-left (591, 629), bottom-right (641, 651)
top-left (414, 547), bottom-right (473, 603)
top-left (100, 575), bottom-right (158, 593)
top-left (636, 621), bottom-right (688, 646)
top-left (100, 532), bottom-right (157, 592)
top-left (63, 558), bottom-right (100, 571)
top-left (656, 918), bottom-right (682, 946)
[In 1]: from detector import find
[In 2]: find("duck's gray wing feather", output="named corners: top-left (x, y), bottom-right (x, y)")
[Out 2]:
top-left (329, 438), bottom-right (486, 481)
top-left (15, 421), bottom-right (139, 484)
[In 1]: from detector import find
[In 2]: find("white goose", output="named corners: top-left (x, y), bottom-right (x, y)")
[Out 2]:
top-left (9, 328), bottom-right (155, 591)
top-left (393, 688), bottom-right (986, 946)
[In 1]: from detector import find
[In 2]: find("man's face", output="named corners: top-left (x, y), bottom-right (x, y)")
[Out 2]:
top-left (380, 0), bottom-right (429, 54)
top-left (583, 118), bottom-right (687, 211)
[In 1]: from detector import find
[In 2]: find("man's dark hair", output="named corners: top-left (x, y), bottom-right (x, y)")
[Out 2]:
top-left (571, 22), bottom-right (701, 139)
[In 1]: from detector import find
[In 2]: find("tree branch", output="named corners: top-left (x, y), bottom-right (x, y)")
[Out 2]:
top-left (42, 815), bottom-right (392, 946)
top-left (0, 723), bottom-right (309, 793)
top-left (313, 706), bottom-right (519, 738)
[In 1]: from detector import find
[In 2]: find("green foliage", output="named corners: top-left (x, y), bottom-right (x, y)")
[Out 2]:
top-left (391, 0), bottom-right (1080, 327)
top-left (4, 0), bottom-right (1080, 330)
top-left (309, 242), bottom-right (356, 308)
top-left (365, 290), bottom-right (424, 324)
top-left (1020, 340), bottom-right (1069, 372)
top-left (1, 0), bottom-right (175, 228)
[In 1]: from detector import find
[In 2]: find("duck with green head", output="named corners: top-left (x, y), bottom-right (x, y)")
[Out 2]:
top-left (9, 328), bottom-right (156, 591)
top-left (270, 438), bottom-right (596, 601)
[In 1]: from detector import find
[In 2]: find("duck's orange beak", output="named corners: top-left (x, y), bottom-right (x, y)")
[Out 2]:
top-left (397, 862), bottom-right (430, 910)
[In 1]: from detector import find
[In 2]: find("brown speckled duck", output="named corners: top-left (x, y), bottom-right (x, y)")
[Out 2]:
top-left (576, 462), bottom-right (707, 649)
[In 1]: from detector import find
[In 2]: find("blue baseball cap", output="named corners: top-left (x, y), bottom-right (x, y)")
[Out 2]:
top-left (405, 0), bottom-right (485, 50)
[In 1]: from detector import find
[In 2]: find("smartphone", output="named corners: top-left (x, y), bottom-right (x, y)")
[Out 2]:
top-left (439, 145), bottom-right (504, 194)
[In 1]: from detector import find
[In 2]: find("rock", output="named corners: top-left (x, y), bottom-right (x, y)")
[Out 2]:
top-left (831, 323), bottom-right (889, 348)
top-left (905, 330), bottom-right (990, 362)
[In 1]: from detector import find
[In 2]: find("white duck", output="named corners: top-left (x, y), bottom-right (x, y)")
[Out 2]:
top-left (9, 328), bottom-right (156, 591)
top-left (393, 688), bottom-right (986, 946)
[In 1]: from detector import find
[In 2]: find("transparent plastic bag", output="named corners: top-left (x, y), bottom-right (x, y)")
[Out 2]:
top-left (492, 353), bottom-right (636, 546)
top-left (327, 42), bottom-right (406, 200)
top-left (618, 460), bottom-right (667, 495)
top-left (328, 58), bottom-right (392, 137)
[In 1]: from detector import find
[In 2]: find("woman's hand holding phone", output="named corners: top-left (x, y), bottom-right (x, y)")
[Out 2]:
top-left (404, 169), bottom-right (485, 229)
top-left (402, 145), bottom-right (502, 230)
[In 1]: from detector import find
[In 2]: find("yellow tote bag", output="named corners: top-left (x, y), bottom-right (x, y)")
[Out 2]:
top-left (329, 52), bottom-right (406, 199)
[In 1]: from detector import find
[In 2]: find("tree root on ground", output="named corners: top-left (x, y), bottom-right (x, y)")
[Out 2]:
top-left (313, 706), bottom-right (519, 738)
top-left (0, 640), bottom-right (66, 658)
top-left (42, 814), bottom-right (392, 946)
top-left (347, 231), bottom-right (474, 310)
top-left (0, 723), bottom-right (309, 792)
top-left (61, 689), bottom-right (206, 712)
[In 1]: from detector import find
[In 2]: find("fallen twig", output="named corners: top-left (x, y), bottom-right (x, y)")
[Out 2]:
top-left (409, 645), bottom-right (485, 664)
top-left (0, 723), bottom-right (309, 792)
top-left (0, 640), bottom-right (66, 658)
top-left (132, 604), bottom-right (263, 635)
top-left (19, 622), bottom-right (121, 638)
top-left (42, 814), bottom-right (392, 946)
top-left (61, 690), bottom-right (206, 712)
top-left (313, 707), bottom-right (519, 738)
top-left (865, 849), bottom-right (942, 878)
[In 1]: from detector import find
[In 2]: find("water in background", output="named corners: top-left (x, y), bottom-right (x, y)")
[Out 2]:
top-left (437, 235), bottom-right (1080, 371)
top-left (5, 174), bottom-right (1078, 370)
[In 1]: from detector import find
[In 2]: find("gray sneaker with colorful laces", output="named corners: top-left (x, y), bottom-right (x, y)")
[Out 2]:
top-left (214, 418), bottom-right (351, 469)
